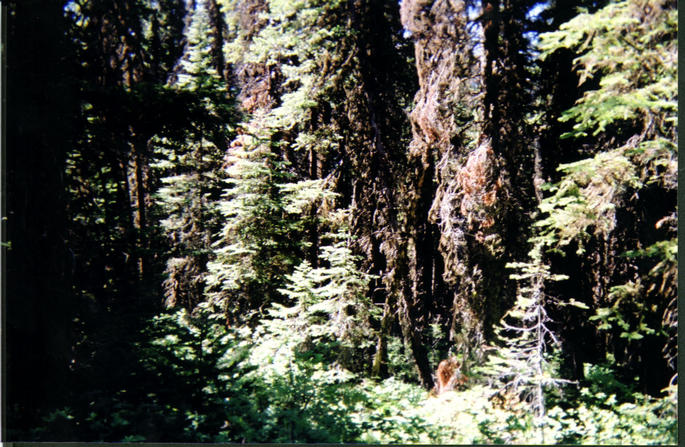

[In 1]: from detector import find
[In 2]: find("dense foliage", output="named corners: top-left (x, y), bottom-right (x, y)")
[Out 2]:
top-left (5, 0), bottom-right (677, 443)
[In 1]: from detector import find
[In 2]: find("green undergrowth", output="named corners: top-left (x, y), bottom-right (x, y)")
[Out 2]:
top-left (405, 379), bottom-right (677, 444)
top-left (25, 305), bottom-right (677, 444)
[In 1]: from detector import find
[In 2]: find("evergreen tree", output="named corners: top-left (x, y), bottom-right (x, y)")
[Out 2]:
top-left (489, 240), bottom-right (579, 443)
top-left (205, 130), bottom-right (304, 324)
top-left (154, 0), bottom-right (236, 310)
top-left (399, 0), bottom-right (545, 383)
top-left (536, 0), bottom-right (677, 391)
top-left (209, 0), bottom-right (410, 339)
top-left (273, 219), bottom-right (377, 370)
top-left (205, 0), bottom-right (340, 324)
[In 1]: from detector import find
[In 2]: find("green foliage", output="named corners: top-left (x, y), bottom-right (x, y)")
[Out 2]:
top-left (205, 134), bottom-right (304, 322)
top-left (251, 219), bottom-right (378, 373)
top-left (537, 0), bottom-right (676, 248)
top-left (351, 378), bottom-right (435, 444)
top-left (206, 0), bottom-right (368, 327)
top-left (385, 334), bottom-right (420, 383)
top-left (204, 0), bottom-right (353, 321)
top-left (174, 0), bottom-right (223, 91)
top-left (391, 362), bottom-right (677, 445)
top-left (27, 302), bottom-right (261, 442)
top-left (545, 363), bottom-right (677, 444)
top-left (153, 133), bottom-right (228, 308)
top-left (590, 281), bottom-right (655, 340)
top-left (536, 0), bottom-right (677, 381)
top-left (226, 0), bottom-right (346, 92)
top-left (223, 0), bottom-right (350, 146)
top-left (536, 149), bottom-right (641, 254)
top-left (31, 350), bottom-right (677, 444)
top-left (539, 0), bottom-right (677, 139)
top-left (134, 303), bottom-right (260, 442)
top-left (233, 298), bottom-right (426, 442)
top-left (282, 230), bottom-right (376, 334)
top-left (242, 342), bottom-right (363, 442)
top-left (151, 0), bottom-right (239, 310)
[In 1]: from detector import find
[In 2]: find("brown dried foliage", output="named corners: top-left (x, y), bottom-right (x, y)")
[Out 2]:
top-left (236, 62), bottom-right (274, 113)
top-left (434, 357), bottom-right (468, 394)
top-left (454, 139), bottom-right (501, 233)
top-left (163, 257), bottom-right (206, 309)
top-left (400, 0), bottom-right (471, 155)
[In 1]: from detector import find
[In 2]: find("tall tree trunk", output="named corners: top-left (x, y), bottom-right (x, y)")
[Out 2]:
top-left (400, 0), bottom-right (538, 363)
top-left (482, 0), bottom-right (501, 140)
top-left (371, 292), bottom-right (393, 378)
top-left (208, 0), bottom-right (227, 80)
top-left (307, 147), bottom-right (319, 267)
top-left (400, 0), bottom-right (474, 376)
top-left (126, 134), bottom-right (149, 279)
top-left (396, 243), bottom-right (435, 387)
top-left (346, 0), bottom-right (420, 381)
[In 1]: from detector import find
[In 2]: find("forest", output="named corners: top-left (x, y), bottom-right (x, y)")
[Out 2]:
top-left (4, 0), bottom-right (677, 443)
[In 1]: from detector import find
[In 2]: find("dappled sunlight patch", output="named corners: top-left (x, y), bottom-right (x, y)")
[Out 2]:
top-left (408, 384), bottom-right (535, 444)
top-left (419, 387), bottom-right (487, 443)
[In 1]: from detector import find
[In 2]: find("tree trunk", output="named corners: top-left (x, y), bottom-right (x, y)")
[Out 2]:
top-left (208, 0), bottom-right (227, 80)
top-left (371, 292), bottom-right (393, 378)
top-left (126, 136), bottom-right (148, 279)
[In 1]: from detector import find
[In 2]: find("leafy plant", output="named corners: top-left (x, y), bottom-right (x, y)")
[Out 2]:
top-left (536, 0), bottom-right (677, 384)
top-left (546, 363), bottom-right (677, 444)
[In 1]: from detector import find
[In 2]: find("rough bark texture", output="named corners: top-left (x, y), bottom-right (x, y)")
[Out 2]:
top-left (347, 0), bottom-right (442, 386)
top-left (471, 0), bottom-right (537, 339)
top-left (400, 0), bottom-right (538, 364)
top-left (399, 0), bottom-right (480, 384)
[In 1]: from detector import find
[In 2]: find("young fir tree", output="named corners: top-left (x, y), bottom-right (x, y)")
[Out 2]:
top-left (204, 127), bottom-right (305, 324)
top-left (154, 0), bottom-right (235, 310)
top-left (488, 239), bottom-right (579, 443)
top-left (269, 213), bottom-right (378, 369)
top-left (206, 0), bottom-right (368, 326)
top-left (243, 212), bottom-right (378, 442)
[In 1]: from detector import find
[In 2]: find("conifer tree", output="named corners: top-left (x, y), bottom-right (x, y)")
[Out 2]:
top-left (489, 239), bottom-right (579, 443)
top-left (213, 0), bottom-right (338, 313)
top-left (154, 0), bottom-right (235, 310)
top-left (269, 217), bottom-right (377, 369)
top-left (536, 0), bottom-right (677, 390)
top-left (204, 130), bottom-right (304, 323)
top-left (208, 0), bottom-right (391, 331)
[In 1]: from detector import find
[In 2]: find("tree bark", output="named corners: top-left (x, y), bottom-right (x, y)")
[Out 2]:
top-left (371, 292), bottom-right (393, 378)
